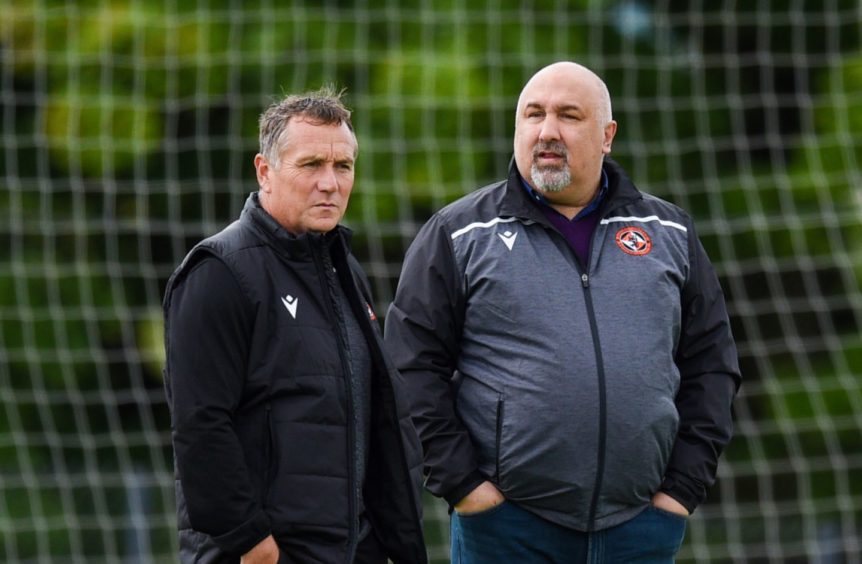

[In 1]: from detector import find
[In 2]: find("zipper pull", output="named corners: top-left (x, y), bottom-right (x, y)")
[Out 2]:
top-left (581, 273), bottom-right (589, 288)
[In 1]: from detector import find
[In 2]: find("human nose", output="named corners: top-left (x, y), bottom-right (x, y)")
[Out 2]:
top-left (317, 165), bottom-right (338, 192)
top-left (538, 115), bottom-right (561, 142)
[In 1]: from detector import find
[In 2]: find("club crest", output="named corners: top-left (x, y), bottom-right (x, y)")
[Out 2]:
top-left (615, 226), bottom-right (652, 256)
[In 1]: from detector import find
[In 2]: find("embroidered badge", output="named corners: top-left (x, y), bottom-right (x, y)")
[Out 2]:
top-left (615, 226), bottom-right (652, 256)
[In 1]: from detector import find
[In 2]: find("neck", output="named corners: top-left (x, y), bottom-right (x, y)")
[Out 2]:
top-left (547, 202), bottom-right (585, 220)
top-left (541, 180), bottom-right (599, 218)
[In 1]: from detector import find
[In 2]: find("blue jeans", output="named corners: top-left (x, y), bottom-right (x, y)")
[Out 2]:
top-left (450, 501), bottom-right (687, 564)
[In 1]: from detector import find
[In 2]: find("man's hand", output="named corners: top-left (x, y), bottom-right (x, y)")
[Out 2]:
top-left (241, 535), bottom-right (280, 564)
top-left (454, 481), bottom-right (506, 515)
top-left (651, 491), bottom-right (689, 517)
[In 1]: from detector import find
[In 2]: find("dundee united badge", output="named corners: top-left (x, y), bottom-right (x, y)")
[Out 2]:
top-left (615, 226), bottom-right (652, 256)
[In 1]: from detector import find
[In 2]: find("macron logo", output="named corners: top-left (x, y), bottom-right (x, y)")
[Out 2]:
top-left (498, 230), bottom-right (517, 251)
top-left (281, 294), bottom-right (298, 319)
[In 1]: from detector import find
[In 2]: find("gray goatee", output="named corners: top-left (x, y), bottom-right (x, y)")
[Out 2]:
top-left (530, 141), bottom-right (571, 192)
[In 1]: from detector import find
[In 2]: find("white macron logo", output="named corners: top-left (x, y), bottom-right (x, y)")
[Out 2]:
top-left (498, 230), bottom-right (517, 251)
top-left (281, 294), bottom-right (298, 318)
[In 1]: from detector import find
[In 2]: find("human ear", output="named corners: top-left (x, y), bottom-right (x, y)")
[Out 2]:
top-left (602, 121), bottom-right (618, 154)
top-left (254, 154), bottom-right (271, 191)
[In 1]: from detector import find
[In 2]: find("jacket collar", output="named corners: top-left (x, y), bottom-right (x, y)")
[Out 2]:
top-left (240, 192), bottom-right (352, 260)
top-left (499, 157), bottom-right (643, 223)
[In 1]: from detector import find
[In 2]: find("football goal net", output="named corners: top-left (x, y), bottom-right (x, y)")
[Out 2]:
top-left (1, 2), bottom-right (860, 562)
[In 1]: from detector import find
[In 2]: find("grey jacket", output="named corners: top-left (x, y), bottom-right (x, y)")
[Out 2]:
top-left (385, 158), bottom-right (741, 532)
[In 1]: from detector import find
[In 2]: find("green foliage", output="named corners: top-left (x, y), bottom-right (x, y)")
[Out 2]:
top-left (136, 310), bottom-right (165, 381)
top-left (42, 90), bottom-right (162, 177)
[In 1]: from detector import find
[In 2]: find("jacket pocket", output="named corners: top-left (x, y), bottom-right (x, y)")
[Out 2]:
top-left (494, 396), bottom-right (504, 483)
top-left (265, 388), bottom-right (349, 533)
top-left (263, 403), bottom-right (275, 506)
top-left (456, 378), bottom-right (503, 480)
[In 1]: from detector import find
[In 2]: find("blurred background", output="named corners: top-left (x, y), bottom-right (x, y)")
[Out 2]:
top-left (1, 1), bottom-right (861, 562)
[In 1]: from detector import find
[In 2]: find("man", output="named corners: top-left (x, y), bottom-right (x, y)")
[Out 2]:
top-left (163, 87), bottom-right (427, 564)
top-left (385, 62), bottom-right (741, 562)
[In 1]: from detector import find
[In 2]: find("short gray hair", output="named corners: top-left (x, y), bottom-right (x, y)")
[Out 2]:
top-left (596, 78), bottom-right (613, 127)
top-left (258, 85), bottom-right (354, 165)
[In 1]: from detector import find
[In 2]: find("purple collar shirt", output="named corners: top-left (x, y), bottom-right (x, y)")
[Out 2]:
top-left (519, 170), bottom-right (609, 269)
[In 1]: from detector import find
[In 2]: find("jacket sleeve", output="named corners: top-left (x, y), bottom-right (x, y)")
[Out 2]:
top-left (164, 256), bottom-right (271, 555)
top-left (384, 214), bottom-right (486, 506)
top-left (661, 222), bottom-right (742, 513)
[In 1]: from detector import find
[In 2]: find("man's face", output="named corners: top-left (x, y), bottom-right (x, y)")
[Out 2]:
top-left (513, 65), bottom-right (616, 198)
top-left (254, 119), bottom-right (357, 235)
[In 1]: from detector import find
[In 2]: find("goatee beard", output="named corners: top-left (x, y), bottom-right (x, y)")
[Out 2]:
top-left (531, 158), bottom-right (570, 193)
top-left (531, 141), bottom-right (570, 192)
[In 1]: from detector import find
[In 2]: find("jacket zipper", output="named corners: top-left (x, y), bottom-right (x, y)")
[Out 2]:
top-left (564, 225), bottom-right (609, 531)
top-left (520, 171), bottom-right (639, 531)
top-left (368, 325), bottom-right (427, 562)
top-left (334, 240), bottom-right (427, 562)
top-left (581, 272), bottom-right (607, 531)
top-left (574, 200), bottom-right (630, 530)
top-left (312, 238), bottom-right (358, 562)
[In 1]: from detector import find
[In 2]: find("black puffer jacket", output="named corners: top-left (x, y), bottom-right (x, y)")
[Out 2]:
top-left (163, 193), bottom-right (427, 563)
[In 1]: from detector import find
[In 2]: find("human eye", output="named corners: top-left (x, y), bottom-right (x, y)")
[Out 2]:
top-left (560, 107), bottom-right (585, 121)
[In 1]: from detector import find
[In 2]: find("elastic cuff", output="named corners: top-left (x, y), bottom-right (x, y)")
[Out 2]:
top-left (660, 471), bottom-right (706, 514)
top-left (211, 510), bottom-right (271, 557)
top-left (442, 470), bottom-right (487, 507)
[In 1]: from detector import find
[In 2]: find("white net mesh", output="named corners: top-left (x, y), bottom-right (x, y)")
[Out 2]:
top-left (1, 1), bottom-right (861, 562)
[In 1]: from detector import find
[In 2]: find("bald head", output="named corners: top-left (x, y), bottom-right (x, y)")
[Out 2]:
top-left (516, 62), bottom-right (613, 128)
top-left (513, 61), bottom-right (617, 213)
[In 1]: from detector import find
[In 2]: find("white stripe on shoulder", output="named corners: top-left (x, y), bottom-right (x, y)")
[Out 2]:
top-left (450, 217), bottom-right (526, 240)
top-left (600, 215), bottom-right (688, 232)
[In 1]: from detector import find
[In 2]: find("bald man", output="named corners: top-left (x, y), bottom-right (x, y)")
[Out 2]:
top-left (385, 62), bottom-right (741, 562)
